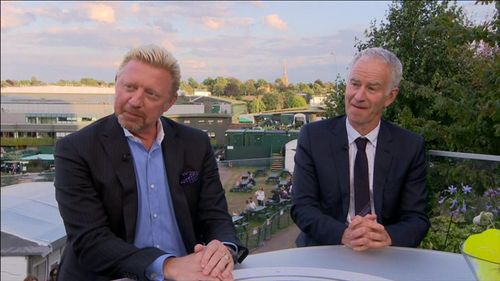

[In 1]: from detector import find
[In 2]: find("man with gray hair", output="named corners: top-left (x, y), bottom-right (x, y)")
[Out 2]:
top-left (291, 47), bottom-right (429, 251)
top-left (55, 44), bottom-right (247, 281)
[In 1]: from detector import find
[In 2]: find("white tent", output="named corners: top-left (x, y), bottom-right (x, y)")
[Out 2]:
top-left (284, 139), bottom-right (298, 173)
top-left (1, 182), bottom-right (65, 281)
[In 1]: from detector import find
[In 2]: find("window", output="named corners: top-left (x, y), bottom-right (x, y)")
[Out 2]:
top-left (183, 120), bottom-right (191, 124)
top-left (27, 116), bottom-right (37, 124)
top-left (198, 120), bottom-right (205, 123)
top-left (81, 117), bottom-right (94, 122)
top-left (217, 120), bottom-right (224, 124)
top-left (56, 132), bottom-right (71, 138)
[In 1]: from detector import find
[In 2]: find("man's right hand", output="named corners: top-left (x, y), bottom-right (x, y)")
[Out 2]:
top-left (341, 214), bottom-right (391, 251)
top-left (163, 252), bottom-right (220, 281)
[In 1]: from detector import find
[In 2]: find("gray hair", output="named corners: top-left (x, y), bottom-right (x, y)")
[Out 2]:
top-left (116, 44), bottom-right (181, 96)
top-left (350, 47), bottom-right (403, 88)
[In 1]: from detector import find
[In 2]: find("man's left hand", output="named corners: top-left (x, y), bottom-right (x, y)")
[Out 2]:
top-left (344, 214), bottom-right (392, 251)
top-left (194, 240), bottom-right (234, 281)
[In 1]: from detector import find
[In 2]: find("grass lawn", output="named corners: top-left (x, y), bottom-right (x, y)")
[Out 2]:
top-left (218, 165), bottom-right (281, 215)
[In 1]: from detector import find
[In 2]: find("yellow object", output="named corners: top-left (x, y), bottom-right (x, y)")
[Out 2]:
top-left (462, 229), bottom-right (500, 281)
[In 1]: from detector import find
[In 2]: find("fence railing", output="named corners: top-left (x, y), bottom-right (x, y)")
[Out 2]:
top-left (234, 204), bottom-right (293, 252)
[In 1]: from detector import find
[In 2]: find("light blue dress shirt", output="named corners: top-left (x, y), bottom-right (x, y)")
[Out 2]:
top-left (124, 122), bottom-right (186, 281)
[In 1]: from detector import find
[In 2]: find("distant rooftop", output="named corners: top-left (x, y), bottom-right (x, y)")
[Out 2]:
top-left (1, 86), bottom-right (115, 95)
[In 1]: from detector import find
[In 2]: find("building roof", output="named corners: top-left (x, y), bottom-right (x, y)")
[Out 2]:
top-left (20, 154), bottom-right (54, 161)
top-left (1, 182), bottom-right (66, 256)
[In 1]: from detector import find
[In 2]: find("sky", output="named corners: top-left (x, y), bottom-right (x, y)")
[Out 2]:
top-left (1, 1), bottom-right (496, 84)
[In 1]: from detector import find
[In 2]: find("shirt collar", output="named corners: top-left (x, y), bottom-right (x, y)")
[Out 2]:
top-left (122, 119), bottom-right (165, 145)
top-left (345, 117), bottom-right (380, 146)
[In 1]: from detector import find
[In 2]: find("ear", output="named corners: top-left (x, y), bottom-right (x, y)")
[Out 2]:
top-left (384, 87), bottom-right (399, 108)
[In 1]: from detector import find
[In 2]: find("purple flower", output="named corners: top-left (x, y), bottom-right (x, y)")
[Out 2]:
top-left (460, 200), bottom-right (467, 213)
top-left (462, 184), bottom-right (472, 194)
top-left (447, 185), bottom-right (457, 195)
top-left (485, 203), bottom-right (492, 210)
top-left (450, 199), bottom-right (457, 209)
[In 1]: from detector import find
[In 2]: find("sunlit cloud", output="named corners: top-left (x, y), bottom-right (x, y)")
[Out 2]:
top-left (130, 3), bottom-right (140, 13)
top-left (0, 4), bottom-right (36, 30)
top-left (85, 3), bottom-right (116, 24)
top-left (201, 17), bottom-right (254, 30)
top-left (203, 17), bottom-right (225, 30)
top-left (161, 39), bottom-right (176, 52)
top-left (264, 14), bottom-right (288, 31)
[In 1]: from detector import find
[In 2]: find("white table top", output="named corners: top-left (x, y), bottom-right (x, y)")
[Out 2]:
top-left (234, 245), bottom-right (475, 281)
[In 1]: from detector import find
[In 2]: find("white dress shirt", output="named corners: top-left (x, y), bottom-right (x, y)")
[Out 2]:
top-left (346, 118), bottom-right (380, 223)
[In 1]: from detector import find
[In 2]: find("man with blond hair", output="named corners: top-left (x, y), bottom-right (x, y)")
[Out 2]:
top-left (55, 44), bottom-right (247, 281)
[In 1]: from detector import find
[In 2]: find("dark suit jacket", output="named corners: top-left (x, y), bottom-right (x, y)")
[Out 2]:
top-left (291, 115), bottom-right (429, 248)
top-left (54, 115), bottom-right (247, 281)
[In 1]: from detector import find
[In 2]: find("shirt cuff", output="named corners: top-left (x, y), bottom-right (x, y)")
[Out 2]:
top-left (145, 254), bottom-right (173, 281)
top-left (222, 241), bottom-right (238, 253)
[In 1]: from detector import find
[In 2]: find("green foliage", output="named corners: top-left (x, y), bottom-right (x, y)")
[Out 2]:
top-left (262, 92), bottom-right (285, 110)
top-left (248, 97), bottom-right (266, 113)
top-left (287, 95), bottom-right (307, 108)
top-left (325, 76), bottom-right (346, 117)
top-left (354, 0), bottom-right (499, 155)
top-left (1, 137), bottom-right (56, 147)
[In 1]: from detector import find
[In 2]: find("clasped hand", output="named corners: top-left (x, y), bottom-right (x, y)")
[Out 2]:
top-left (341, 214), bottom-right (392, 251)
top-left (163, 240), bottom-right (234, 281)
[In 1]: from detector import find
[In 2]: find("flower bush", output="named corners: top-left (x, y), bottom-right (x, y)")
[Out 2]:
top-left (421, 184), bottom-right (499, 253)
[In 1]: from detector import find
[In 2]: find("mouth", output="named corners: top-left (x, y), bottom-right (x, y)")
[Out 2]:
top-left (122, 110), bottom-right (143, 119)
top-left (350, 103), bottom-right (366, 110)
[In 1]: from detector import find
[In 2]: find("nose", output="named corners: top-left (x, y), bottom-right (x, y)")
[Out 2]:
top-left (353, 86), bottom-right (367, 101)
top-left (128, 90), bottom-right (144, 108)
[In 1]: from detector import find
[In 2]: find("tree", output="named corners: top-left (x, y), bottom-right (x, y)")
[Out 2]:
top-left (224, 78), bottom-right (242, 97)
top-left (180, 80), bottom-right (194, 95)
top-left (262, 92), bottom-right (285, 110)
top-left (187, 77), bottom-right (200, 90)
top-left (212, 77), bottom-right (228, 96)
top-left (287, 95), bottom-right (308, 108)
top-left (243, 79), bottom-right (257, 96)
top-left (346, 0), bottom-right (498, 154)
top-left (248, 97), bottom-right (266, 113)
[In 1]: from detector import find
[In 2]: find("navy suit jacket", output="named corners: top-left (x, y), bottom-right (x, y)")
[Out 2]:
top-left (54, 115), bottom-right (247, 281)
top-left (291, 116), bottom-right (429, 247)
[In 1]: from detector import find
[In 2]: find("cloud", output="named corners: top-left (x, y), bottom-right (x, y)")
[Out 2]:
top-left (161, 39), bottom-right (176, 52)
top-left (201, 17), bottom-right (254, 30)
top-left (130, 3), bottom-right (140, 13)
top-left (203, 17), bottom-right (225, 30)
top-left (84, 3), bottom-right (116, 24)
top-left (264, 14), bottom-right (288, 31)
top-left (249, 1), bottom-right (267, 9)
top-left (0, 4), bottom-right (36, 30)
top-left (182, 59), bottom-right (208, 70)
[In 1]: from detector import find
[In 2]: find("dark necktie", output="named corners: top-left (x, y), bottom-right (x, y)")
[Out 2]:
top-left (354, 137), bottom-right (371, 216)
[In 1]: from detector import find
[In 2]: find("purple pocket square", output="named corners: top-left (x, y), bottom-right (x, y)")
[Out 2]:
top-left (180, 171), bottom-right (200, 185)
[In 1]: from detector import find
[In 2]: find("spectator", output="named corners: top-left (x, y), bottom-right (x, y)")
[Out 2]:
top-left (48, 264), bottom-right (58, 281)
top-left (245, 198), bottom-right (257, 212)
top-left (23, 276), bottom-right (38, 281)
top-left (255, 187), bottom-right (266, 206)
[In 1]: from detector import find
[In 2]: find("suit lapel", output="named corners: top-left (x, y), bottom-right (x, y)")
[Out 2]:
top-left (328, 116), bottom-right (350, 218)
top-left (99, 115), bottom-right (138, 242)
top-left (373, 121), bottom-right (393, 219)
top-left (161, 118), bottom-right (196, 251)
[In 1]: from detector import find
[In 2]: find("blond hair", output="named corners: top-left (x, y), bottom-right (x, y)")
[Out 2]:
top-left (117, 44), bottom-right (181, 95)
